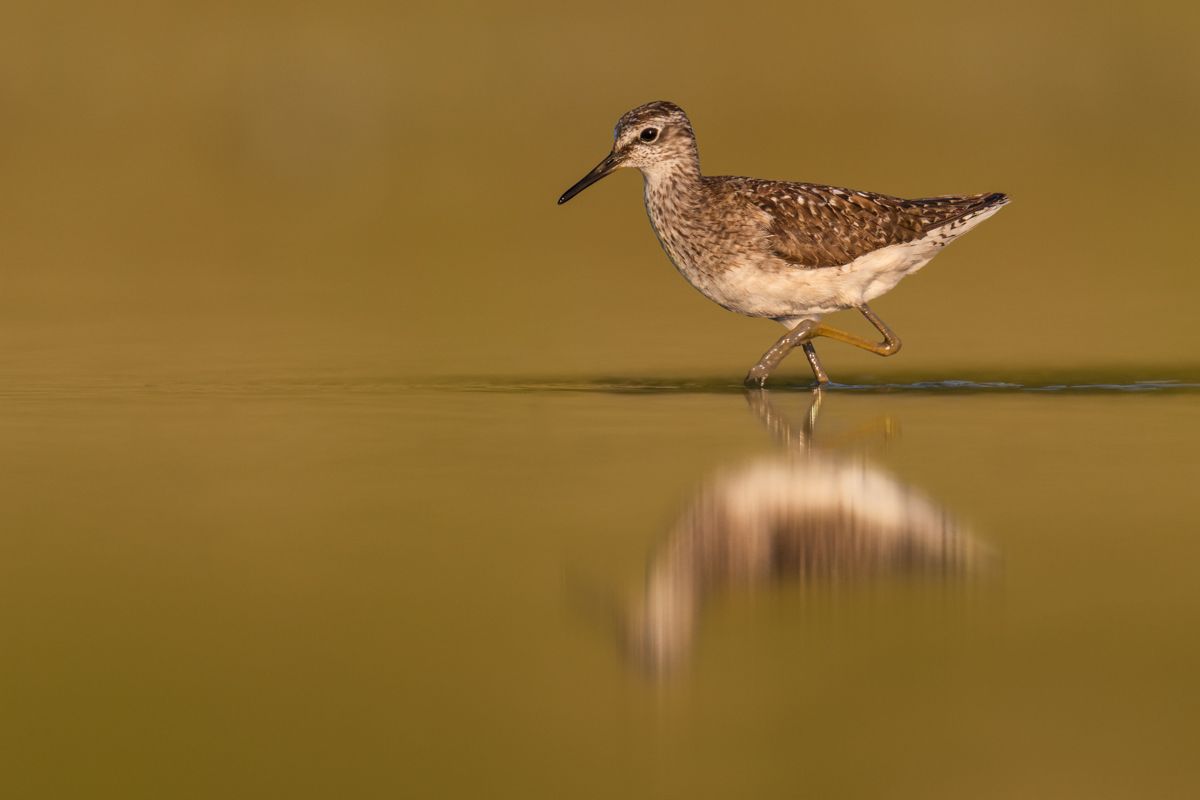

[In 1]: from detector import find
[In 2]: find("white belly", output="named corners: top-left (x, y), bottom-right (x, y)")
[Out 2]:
top-left (697, 204), bottom-right (1004, 324)
top-left (706, 239), bottom-right (938, 320)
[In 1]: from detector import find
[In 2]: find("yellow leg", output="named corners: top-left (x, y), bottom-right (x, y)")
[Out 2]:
top-left (743, 305), bottom-right (901, 388)
top-left (814, 303), bottom-right (902, 357)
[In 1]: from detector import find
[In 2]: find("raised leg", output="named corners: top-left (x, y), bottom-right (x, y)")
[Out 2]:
top-left (812, 303), bottom-right (902, 357)
top-left (744, 320), bottom-right (821, 388)
top-left (745, 305), bottom-right (901, 388)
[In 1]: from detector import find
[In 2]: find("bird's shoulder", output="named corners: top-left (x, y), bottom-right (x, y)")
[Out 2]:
top-left (704, 176), bottom-right (1001, 269)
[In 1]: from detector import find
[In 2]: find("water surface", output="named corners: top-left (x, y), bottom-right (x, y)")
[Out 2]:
top-left (2, 372), bottom-right (1198, 798)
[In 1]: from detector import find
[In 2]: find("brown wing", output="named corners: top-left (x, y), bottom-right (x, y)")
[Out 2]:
top-left (719, 177), bottom-right (1005, 268)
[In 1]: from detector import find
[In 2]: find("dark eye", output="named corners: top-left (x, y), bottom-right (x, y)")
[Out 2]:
top-left (639, 127), bottom-right (659, 142)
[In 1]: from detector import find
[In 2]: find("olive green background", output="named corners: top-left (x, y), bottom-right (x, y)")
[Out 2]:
top-left (4, 1), bottom-right (1198, 380)
top-left (3, 5), bottom-right (1200, 799)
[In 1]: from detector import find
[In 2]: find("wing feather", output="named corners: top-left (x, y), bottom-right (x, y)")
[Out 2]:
top-left (713, 177), bottom-right (1006, 269)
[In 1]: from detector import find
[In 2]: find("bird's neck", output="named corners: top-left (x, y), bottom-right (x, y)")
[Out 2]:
top-left (641, 157), bottom-right (708, 270)
top-left (641, 157), bottom-right (703, 219)
top-left (641, 154), bottom-right (701, 192)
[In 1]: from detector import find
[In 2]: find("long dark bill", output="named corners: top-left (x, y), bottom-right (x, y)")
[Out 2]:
top-left (557, 152), bottom-right (622, 205)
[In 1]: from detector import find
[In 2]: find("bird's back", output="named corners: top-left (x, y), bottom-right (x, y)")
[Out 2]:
top-left (708, 176), bottom-right (1008, 269)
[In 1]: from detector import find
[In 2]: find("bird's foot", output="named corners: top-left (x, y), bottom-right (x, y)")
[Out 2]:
top-left (744, 366), bottom-right (771, 389)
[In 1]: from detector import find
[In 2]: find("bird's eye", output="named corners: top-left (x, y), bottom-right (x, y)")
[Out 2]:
top-left (639, 127), bottom-right (659, 142)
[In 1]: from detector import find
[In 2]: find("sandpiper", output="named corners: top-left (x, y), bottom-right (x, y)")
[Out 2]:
top-left (557, 101), bottom-right (1008, 387)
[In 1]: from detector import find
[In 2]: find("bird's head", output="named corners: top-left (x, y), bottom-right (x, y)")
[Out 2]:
top-left (558, 100), bottom-right (698, 205)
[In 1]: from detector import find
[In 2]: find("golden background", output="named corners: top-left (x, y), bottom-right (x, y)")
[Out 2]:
top-left (4, 5), bottom-right (1200, 798)
top-left (4, 1), bottom-right (1198, 380)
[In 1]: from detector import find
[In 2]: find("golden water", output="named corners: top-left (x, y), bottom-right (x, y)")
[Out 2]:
top-left (3, 371), bottom-right (1198, 797)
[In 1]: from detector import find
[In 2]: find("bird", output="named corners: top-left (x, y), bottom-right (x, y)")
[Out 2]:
top-left (557, 101), bottom-right (1008, 387)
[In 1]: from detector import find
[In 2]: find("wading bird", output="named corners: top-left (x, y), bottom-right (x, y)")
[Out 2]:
top-left (558, 101), bottom-right (1008, 386)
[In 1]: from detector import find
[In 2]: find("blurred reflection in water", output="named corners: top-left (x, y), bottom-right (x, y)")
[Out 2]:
top-left (625, 390), bottom-right (991, 675)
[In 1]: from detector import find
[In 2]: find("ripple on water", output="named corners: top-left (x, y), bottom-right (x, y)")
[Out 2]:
top-left (2, 371), bottom-right (1199, 398)
top-left (427, 374), bottom-right (1200, 396)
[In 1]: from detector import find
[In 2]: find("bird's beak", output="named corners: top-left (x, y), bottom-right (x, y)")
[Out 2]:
top-left (558, 151), bottom-right (623, 205)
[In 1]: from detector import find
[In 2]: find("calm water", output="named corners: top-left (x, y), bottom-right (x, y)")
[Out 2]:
top-left (2, 373), bottom-right (1199, 798)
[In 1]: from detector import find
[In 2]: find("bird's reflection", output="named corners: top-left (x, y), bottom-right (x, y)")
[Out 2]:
top-left (624, 390), bottom-right (989, 675)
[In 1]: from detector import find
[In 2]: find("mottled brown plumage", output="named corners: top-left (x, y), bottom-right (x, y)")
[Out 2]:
top-left (726, 179), bottom-right (1007, 269)
top-left (558, 101), bottom-right (1009, 386)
